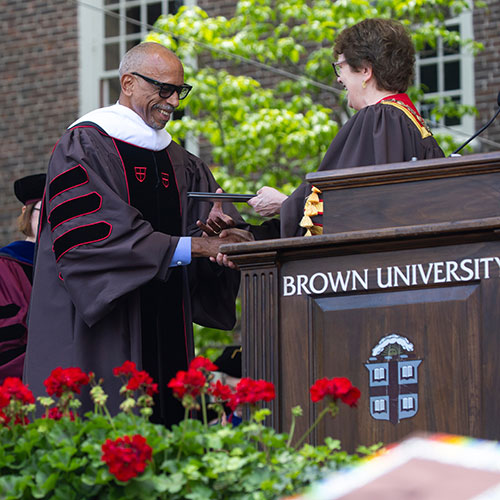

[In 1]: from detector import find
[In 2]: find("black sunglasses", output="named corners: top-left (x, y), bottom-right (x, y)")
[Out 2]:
top-left (132, 72), bottom-right (192, 100)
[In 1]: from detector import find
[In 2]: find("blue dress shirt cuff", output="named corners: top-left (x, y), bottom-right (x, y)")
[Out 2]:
top-left (169, 237), bottom-right (192, 267)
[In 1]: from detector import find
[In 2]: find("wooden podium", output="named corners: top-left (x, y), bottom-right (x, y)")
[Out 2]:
top-left (220, 151), bottom-right (500, 452)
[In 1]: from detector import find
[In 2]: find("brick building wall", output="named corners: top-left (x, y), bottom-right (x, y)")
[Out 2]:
top-left (0, 0), bottom-right (79, 246)
top-left (473, 0), bottom-right (500, 150)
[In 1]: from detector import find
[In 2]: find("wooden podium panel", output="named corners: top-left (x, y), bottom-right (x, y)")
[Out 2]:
top-left (307, 152), bottom-right (500, 234)
top-left (308, 283), bottom-right (481, 449)
top-left (222, 152), bottom-right (500, 452)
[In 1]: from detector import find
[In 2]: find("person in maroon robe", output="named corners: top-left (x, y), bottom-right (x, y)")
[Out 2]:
top-left (24, 43), bottom-right (248, 426)
top-left (202, 18), bottom-right (445, 245)
top-left (0, 173), bottom-right (45, 382)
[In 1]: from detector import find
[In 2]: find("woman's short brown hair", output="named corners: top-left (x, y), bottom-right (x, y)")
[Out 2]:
top-left (17, 202), bottom-right (36, 238)
top-left (334, 18), bottom-right (415, 93)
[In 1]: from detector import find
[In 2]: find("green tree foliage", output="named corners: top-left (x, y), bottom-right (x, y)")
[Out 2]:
top-left (147, 0), bottom-right (482, 198)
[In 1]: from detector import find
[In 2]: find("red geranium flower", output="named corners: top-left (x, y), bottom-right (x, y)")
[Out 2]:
top-left (310, 377), bottom-right (360, 407)
top-left (10, 415), bottom-right (29, 426)
top-left (0, 411), bottom-right (29, 427)
top-left (0, 391), bottom-right (9, 410)
top-left (208, 380), bottom-right (234, 402)
top-left (189, 356), bottom-right (218, 372)
top-left (113, 361), bottom-right (158, 397)
top-left (44, 367), bottom-right (90, 397)
top-left (42, 407), bottom-right (76, 421)
top-left (341, 386), bottom-right (361, 407)
top-left (0, 377), bottom-right (35, 406)
top-left (168, 368), bottom-right (206, 399)
top-left (101, 434), bottom-right (152, 482)
top-left (230, 378), bottom-right (275, 409)
top-left (310, 378), bottom-right (332, 403)
top-left (113, 361), bottom-right (138, 377)
top-left (126, 370), bottom-right (159, 396)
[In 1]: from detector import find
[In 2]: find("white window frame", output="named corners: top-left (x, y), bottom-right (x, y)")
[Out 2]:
top-left (415, 11), bottom-right (475, 141)
top-left (78, 0), bottom-right (188, 113)
top-left (79, 0), bottom-right (104, 115)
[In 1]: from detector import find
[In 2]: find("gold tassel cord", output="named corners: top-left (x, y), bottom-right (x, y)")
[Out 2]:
top-left (299, 186), bottom-right (323, 236)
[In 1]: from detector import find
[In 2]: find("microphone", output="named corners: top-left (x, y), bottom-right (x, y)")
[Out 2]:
top-left (451, 91), bottom-right (500, 155)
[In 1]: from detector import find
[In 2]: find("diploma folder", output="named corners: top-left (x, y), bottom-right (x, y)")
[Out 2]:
top-left (187, 192), bottom-right (255, 202)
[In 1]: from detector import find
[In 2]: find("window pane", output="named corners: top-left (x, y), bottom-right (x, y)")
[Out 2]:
top-left (420, 101), bottom-right (434, 122)
top-left (147, 3), bottom-right (162, 26)
top-left (105, 43), bottom-right (120, 71)
top-left (108, 78), bottom-right (121, 104)
top-left (126, 39), bottom-right (141, 52)
top-left (169, 0), bottom-right (183, 13)
top-left (105, 9), bottom-right (119, 38)
top-left (99, 1), bottom-right (188, 110)
top-left (126, 6), bottom-right (141, 34)
top-left (444, 60), bottom-right (460, 91)
top-left (101, 77), bottom-right (122, 107)
top-left (444, 25), bottom-right (460, 55)
top-left (419, 43), bottom-right (437, 59)
top-left (445, 96), bottom-right (461, 126)
top-left (420, 64), bottom-right (438, 93)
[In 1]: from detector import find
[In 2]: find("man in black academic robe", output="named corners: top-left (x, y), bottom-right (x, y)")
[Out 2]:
top-left (24, 43), bottom-right (245, 426)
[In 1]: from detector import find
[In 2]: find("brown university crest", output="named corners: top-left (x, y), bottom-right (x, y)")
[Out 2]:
top-left (134, 166), bottom-right (147, 182)
top-left (365, 334), bottom-right (422, 425)
top-left (161, 172), bottom-right (169, 188)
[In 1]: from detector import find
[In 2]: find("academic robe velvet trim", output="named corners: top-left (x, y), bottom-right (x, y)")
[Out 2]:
top-left (48, 191), bottom-right (103, 231)
top-left (52, 221), bottom-right (112, 262)
top-left (49, 164), bottom-right (89, 202)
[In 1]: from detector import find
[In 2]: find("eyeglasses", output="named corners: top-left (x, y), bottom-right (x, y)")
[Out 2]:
top-left (132, 72), bottom-right (192, 100)
top-left (332, 60), bottom-right (347, 78)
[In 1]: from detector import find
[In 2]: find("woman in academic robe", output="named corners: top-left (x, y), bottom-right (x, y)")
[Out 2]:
top-left (0, 173), bottom-right (45, 382)
top-left (243, 18), bottom-right (445, 239)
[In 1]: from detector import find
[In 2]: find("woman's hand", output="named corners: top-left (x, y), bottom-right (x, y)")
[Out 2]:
top-left (248, 187), bottom-right (288, 217)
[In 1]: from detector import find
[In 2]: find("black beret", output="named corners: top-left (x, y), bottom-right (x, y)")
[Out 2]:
top-left (214, 345), bottom-right (242, 378)
top-left (14, 173), bottom-right (46, 205)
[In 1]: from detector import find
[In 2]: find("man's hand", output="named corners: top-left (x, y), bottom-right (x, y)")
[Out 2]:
top-left (248, 186), bottom-right (288, 217)
top-left (191, 228), bottom-right (254, 269)
top-left (213, 228), bottom-right (255, 268)
top-left (196, 188), bottom-right (236, 236)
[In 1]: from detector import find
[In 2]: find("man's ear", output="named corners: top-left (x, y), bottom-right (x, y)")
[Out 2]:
top-left (121, 74), bottom-right (135, 96)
